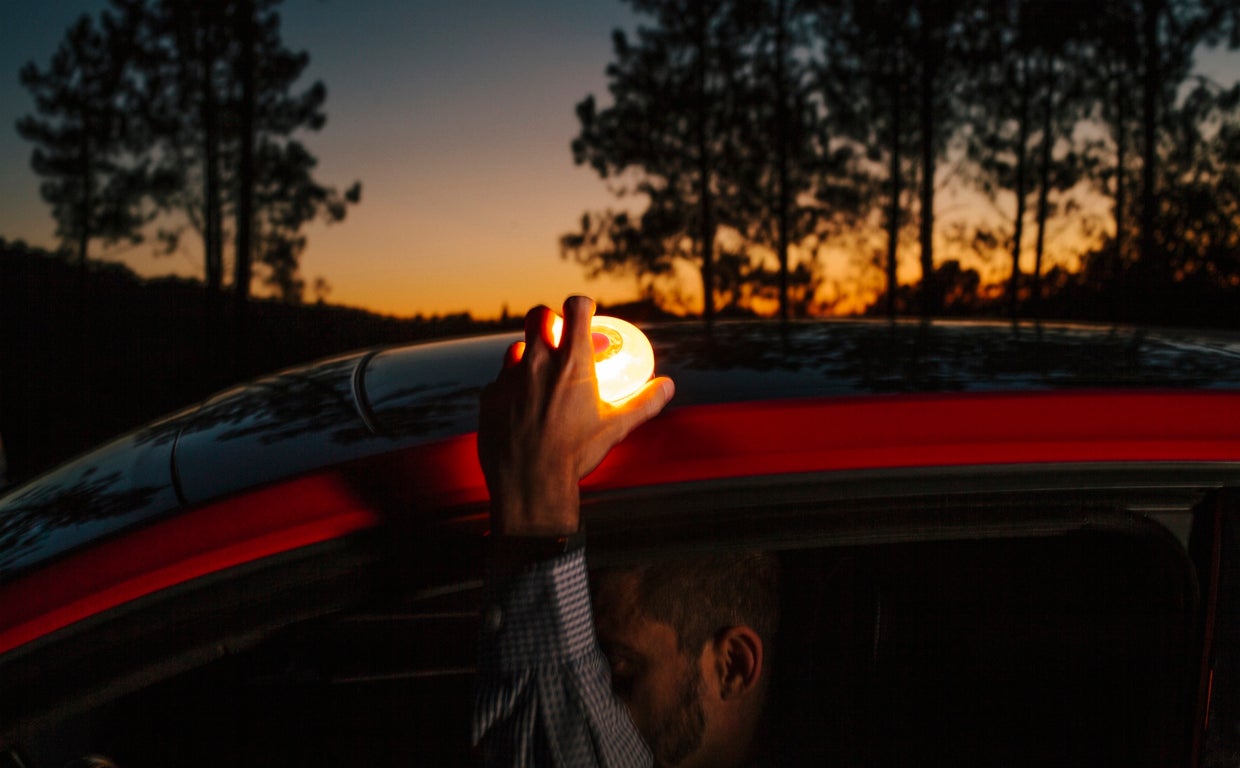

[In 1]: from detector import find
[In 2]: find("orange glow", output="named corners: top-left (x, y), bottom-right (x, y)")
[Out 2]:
top-left (550, 314), bottom-right (655, 403)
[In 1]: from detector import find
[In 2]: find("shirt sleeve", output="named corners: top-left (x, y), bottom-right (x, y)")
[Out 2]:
top-left (472, 548), bottom-right (652, 768)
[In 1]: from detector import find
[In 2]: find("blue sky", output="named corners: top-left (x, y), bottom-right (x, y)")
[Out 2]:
top-left (3, 2), bottom-right (1238, 317)
top-left (1, 0), bottom-right (645, 317)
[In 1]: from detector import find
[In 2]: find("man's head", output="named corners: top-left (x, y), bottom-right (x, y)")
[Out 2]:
top-left (591, 552), bottom-right (780, 768)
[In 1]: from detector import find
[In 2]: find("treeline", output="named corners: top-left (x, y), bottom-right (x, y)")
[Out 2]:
top-left (564, 0), bottom-right (1240, 326)
top-left (0, 240), bottom-right (484, 486)
top-left (16, 0), bottom-right (359, 335)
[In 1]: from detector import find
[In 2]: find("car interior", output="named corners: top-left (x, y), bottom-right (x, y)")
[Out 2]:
top-left (4, 484), bottom-right (1238, 768)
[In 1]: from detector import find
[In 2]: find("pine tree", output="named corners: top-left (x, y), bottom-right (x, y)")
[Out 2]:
top-left (123, 0), bottom-right (359, 306)
top-left (17, 12), bottom-right (154, 268)
top-left (567, 0), bottom-right (749, 321)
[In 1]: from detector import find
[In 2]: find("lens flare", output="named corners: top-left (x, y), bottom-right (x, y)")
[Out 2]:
top-left (549, 314), bottom-right (655, 403)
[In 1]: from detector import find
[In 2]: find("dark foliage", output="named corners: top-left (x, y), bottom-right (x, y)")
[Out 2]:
top-left (0, 240), bottom-right (488, 486)
top-left (569, 0), bottom-right (1240, 325)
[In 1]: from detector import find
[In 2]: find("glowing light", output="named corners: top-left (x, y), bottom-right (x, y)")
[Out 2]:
top-left (549, 314), bottom-right (656, 403)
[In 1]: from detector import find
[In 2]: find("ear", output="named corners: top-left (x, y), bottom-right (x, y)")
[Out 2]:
top-left (714, 625), bottom-right (763, 700)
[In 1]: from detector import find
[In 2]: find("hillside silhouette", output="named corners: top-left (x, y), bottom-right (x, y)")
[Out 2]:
top-left (0, 239), bottom-right (492, 486)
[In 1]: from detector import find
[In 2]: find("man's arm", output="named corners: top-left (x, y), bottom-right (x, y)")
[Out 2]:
top-left (471, 296), bottom-right (674, 767)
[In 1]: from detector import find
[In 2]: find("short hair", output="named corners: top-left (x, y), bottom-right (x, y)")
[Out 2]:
top-left (619, 551), bottom-right (780, 656)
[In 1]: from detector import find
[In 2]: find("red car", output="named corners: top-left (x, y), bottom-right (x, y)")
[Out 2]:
top-left (2, 319), bottom-right (1239, 767)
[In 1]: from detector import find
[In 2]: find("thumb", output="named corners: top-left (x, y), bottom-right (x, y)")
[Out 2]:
top-left (607, 376), bottom-right (675, 443)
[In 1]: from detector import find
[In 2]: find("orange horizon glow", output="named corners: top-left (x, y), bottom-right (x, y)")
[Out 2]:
top-left (3, 186), bottom-right (1108, 322)
top-left (2, 3), bottom-right (1236, 324)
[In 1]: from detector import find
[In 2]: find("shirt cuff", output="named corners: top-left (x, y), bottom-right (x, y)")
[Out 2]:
top-left (480, 547), bottom-right (597, 672)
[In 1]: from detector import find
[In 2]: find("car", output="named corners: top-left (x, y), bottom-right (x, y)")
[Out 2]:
top-left (2, 318), bottom-right (1240, 767)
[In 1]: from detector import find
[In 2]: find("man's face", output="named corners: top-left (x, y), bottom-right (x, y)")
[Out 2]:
top-left (592, 571), bottom-right (710, 768)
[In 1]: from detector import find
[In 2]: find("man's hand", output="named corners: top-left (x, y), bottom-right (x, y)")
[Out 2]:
top-left (477, 296), bottom-right (674, 537)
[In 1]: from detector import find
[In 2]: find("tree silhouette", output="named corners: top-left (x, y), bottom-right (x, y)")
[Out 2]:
top-left (17, 12), bottom-right (160, 269)
top-left (568, 0), bottom-right (754, 322)
top-left (906, 0), bottom-right (987, 318)
top-left (252, 139), bottom-right (359, 303)
top-left (962, 0), bottom-right (1073, 316)
top-left (732, 0), bottom-right (825, 320)
top-left (706, 0), bottom-right (837, 319)
top-left (1128, 0), bottom-right (1220, 289)
top-left (235, 0), bottom-right (257, 332)
top-left (569, 0), bottom-right (856, 319)
top-left (1156, 78), bottom-right (1240, 294)
top-left (1022, 6), bottom-right (1104, 317)
top-left (1090, 0), bottom-right (1143, 284)
top-left (1071, 0), bottom-right (1234, 311)
top-left (120, 0), bottom-right (359, 307)
top-left (567, 0), bottom-right (1239, 323)
top-left (809, 0), bottom-right (920, 319)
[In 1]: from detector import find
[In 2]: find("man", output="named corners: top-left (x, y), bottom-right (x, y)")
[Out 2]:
top-left (590, 553), bottom-right (779, 767)
top-left (472, 296), bottom-right (777, 767)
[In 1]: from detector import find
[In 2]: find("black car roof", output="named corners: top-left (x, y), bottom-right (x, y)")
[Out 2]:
top-left (2, 318), bottom-right (1239, 582)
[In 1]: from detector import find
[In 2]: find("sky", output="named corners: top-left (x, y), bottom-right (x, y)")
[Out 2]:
top-left (0, 0), bottom-right (646, 319)
top-left (3, 3), bottom-right (1239, 320)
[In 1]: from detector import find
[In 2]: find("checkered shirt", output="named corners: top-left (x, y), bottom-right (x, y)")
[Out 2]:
top-left (473, 548), bottom-right (652, 767)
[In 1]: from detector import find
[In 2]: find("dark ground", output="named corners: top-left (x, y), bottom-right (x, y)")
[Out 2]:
top-left (0, 241), bottom-right (500, 486)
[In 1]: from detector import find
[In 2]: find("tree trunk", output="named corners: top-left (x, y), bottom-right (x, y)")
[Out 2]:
top-left (695, 0), bottom-right (715, 326)
top-left (202, 59), bottom-right (222, 297)
top-left (76, 124), bottom-right (91, 374)
top-left (1033, 57), bottom-right (1055, 320)
top-left (200, 35), bottom-right (223, 363)
top-left (1139, 0), bottom-right (1161, 278)
top-left (77, 138), bottom-right (91, 269)
top-left (885, 53), bottom-right (902, 321)
top-left (1010, 55), bottom-right (1030, 318)
top-left (235, 0), bottom-right (255, 305)
top-left (1114, 64), bottom-right (1127, 277)
top-left (917, 29), bottom-right (936, 319)
top-left (774, 0), bottom-right (791, 323)
top-left (234, 0), bottom-right (256, 375)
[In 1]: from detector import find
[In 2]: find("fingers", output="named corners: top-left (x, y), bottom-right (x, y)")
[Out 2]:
top-left (524, 305), bottom-right (557, 348)
top-left (505, 300), bottom-right (673, 435)
top-left (560, 295), bottom-right (596, 363)
top-left (607, 376), bottom-right (675, 442)
top-left (504, 340), bottom-right (525, 368)
top-left (523, 305), bottom-right (556, 369)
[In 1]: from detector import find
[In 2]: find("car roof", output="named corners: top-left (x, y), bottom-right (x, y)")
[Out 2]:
top-left (2, 316), bottom-right (1240, 660)
top-left (3, 318), bottom-right (1240, 583)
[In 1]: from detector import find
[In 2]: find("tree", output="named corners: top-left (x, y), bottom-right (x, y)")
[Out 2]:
top-left (570, 0), bottom-right (855, 320)
top-left (17, 12), bottom-right (156, 269)
top-left (729, 0), bottom-right (847, 320)
top-left (560, 202), bottom-right (685, 307)
top-left (1022, 5), bottom-right (1107, 316)
top-left (568, 0), bottom-right (752, 321)
top-left (252, 139), bottom-right (359, 303)
top-left (943, 0), bottom-right (1108, 319)
top-left (960, 0), bottom-right (1047, 316)
top-left (1093, 1), bottom-right (1221, 285)
top-left (909, 0), bottom-right (984, 318)
top-left (808, 0), bottom-right (920, 319)
top-left (810, 0), bottom-right (978, 319)
top-left (124, 0), bottom-right (359, 306)
top-left (234, 0), bottom-right (257, 317)
top-left (1156, 79), bottom-right (1240, 296)
top-left (1091, 0), bottom-right (1142, 282)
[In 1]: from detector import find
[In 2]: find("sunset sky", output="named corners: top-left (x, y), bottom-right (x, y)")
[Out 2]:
top-left (2, 2), bottom-right (1238, 320)
top-left (1, 0), bottom-right (646, 319)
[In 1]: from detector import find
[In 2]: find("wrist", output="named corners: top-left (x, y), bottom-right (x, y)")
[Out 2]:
top-left (489, 477), bottom-right (580, 537)
top-left (488, 529), bottom-right (587, 571)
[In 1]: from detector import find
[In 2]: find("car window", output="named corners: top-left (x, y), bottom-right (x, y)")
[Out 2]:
top-left (1201, 490), bottom-right (1240, 768)
top-left (12, 574), bottom-right (484, 768)
top-left (768, 532), bottom-right (1195, 768)
top-left (3, 488), bottom-right (1217, 768)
